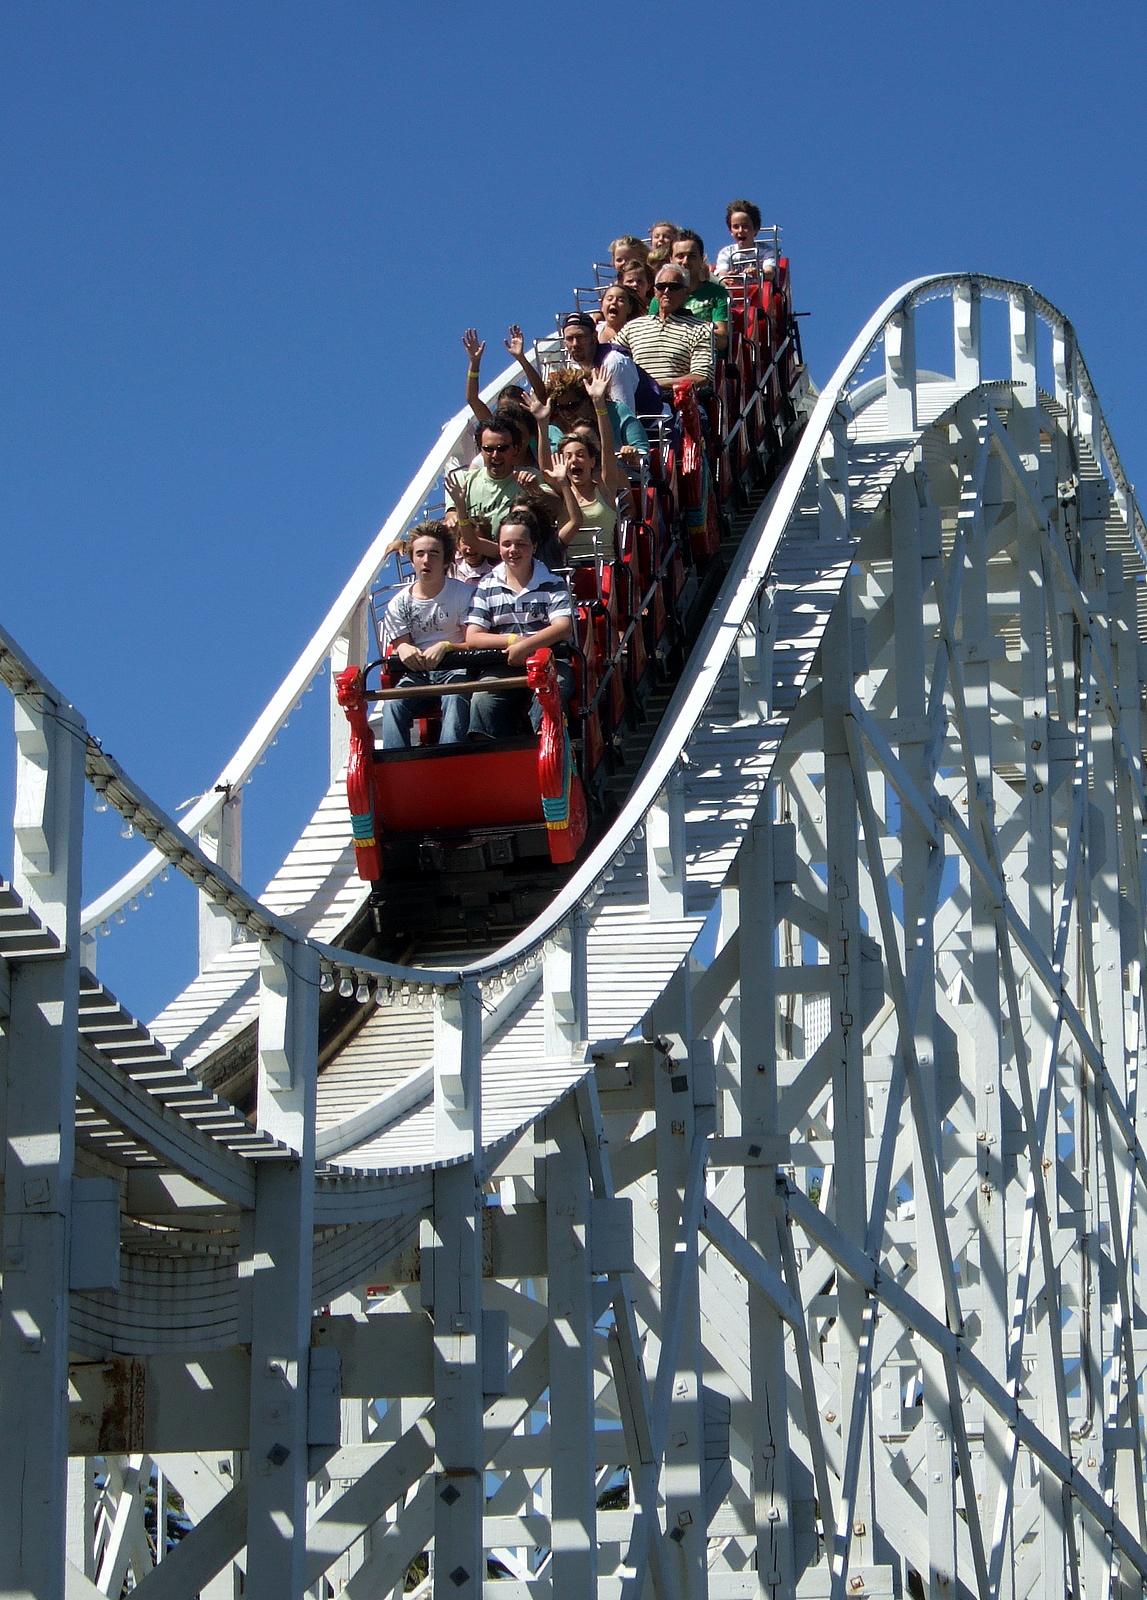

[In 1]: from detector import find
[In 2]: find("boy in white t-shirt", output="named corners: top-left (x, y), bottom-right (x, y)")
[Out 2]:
top-left (713, 198), bottom-right (777, 283)
top-left (380, 523), bottom-right (473, 748)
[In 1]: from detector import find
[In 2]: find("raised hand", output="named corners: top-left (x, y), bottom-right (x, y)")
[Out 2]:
top-left (444, 468), bottom-right (468, 511)
top-left (524, 390), bottom-right (552, 422)
top-left (462, 328), bottom-right (485, 365)
top-left (505, 324), bottom-right (526, 359)
top-left (543, 457), bottom-right (569, 489)
top-left (583, 366), bottom-right (610, 405)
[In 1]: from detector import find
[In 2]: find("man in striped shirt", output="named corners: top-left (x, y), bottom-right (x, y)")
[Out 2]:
top-left (613, 264), bottom-right (713, 389)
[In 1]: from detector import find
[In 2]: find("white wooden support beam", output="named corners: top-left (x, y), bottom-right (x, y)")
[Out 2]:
top-left (737, 582), bottom-right (777, 723)
top-left (817, 405), bottom-right (851, 543)
top-left (426, 1157), bottom-right (484, 1600)
top-left (245, 934), bottom-right (319, 1600)
top-left (1075, 381), bottom-right (1102, 468)
top-left (819, 585), bottom-right (876, 1594)
top-left (198, 787), bottom-right (243, 973)
top-left (424, 980), bottom-right (484, 1599)
top-left (14, 695), bottom-right (53, 881)
top-left (0, 691), bottom-right (85, 1600)
top-left (1078, 485), bottom-right (1141, 1584)
top-left (889, 459), bottom-right (960, 1596)
top-left (257, 933), bottom-right (309, 1094)
top-left (541, 1096), bottom-right (598, 1597)
top-left (433, 981), bottom-right (482, 1161)
top-left (647, 763), bottom-right (687, 921)
top-left (543, 912), bottom-right (588, 1058)
top-left (330, 1478), bottom-right (434, 1600)
top-left (1052, 319), bottom-right (1071, 412)
top-left (884, 307), bottom-right (917, 435)
top-left (115, 1478), bottom-right (249, 1600)
top-left (1009, 288), bottom-right (1039, 479)
top-left (303, 1419), bottom-right (435, 1589)
top-left (96, 1455), bottom-right (152, 1598)
top-left (1010, 436), bottom-right (1077, 1600)
top-left (13, 693), bottom-right (86, 938)
top-left (737, 804), bottom-right (798, 1600)
top-left (650, 965), bottom-right (711, 1599)
top-left (788, 1185), bottom-right (1147, 1586)
top-left (330, 599), bottom-right (371, 780)
top-left (953, 280), bottom-right (982, 390)
top-left (573, 1076), bottom-right (673, 1600)
top-left (67, 1460), bottom-right (98, 1581)
top-left (70, 1176), bottom-right (121, 1292)
top-left (319, 1290), bottom-right (374, 1594)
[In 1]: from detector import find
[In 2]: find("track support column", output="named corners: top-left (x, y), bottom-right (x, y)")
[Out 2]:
top-left (738, 803), bottom-right (798, 1599)
top-left (427, 981), bottom-right (484, 1600)
top-left (884, 306), bottom-right (917, 434)
top-left (891, 457), bottom-right (958, 1595)
top-left (821, 579), bottom-right (875, 1582)
top-left (541, 1094), bottom-right (598, 1597)
top-left (243, 933), bottom-right (319, 1600)
top-left (650, 963), bottom-right (712, 1599)
top-left (198, 788), bottom-right (242, 972)
top-left (0, 689), bottom-right (85, 1600)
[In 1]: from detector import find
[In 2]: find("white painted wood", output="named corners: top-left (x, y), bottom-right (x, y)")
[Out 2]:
top-left (8, 274), bottom-right (1147, 1600)
top-left (883, 307), bottom-right (917, 435)
top-left (953, 279), bottom-right (981, 389)
top-left (541, 1098), bottom-right (598, 1596)
top-left (245, 935), bottom-right (319, 1599)
top-left (0, 687), bottom-right (85, 1600)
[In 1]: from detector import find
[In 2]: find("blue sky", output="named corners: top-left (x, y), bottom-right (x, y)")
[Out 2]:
top-left (3, 0), bottom-right (1145, 1020)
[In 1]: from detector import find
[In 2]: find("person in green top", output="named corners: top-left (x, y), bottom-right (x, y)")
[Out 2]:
top-left (445, 415), bottom-right (551, 560)
top-left (649, 228), bottom-right (729, 355)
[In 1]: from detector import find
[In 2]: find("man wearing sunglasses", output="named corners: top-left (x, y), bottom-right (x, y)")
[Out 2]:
top-left (613, 264), bottom-right (714, 389)
top-left (447, 413), bottom-right (549, 556)
top-left (664, 230), bottom-right (729, 354)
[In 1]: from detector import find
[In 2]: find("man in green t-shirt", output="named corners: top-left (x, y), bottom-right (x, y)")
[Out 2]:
top-left (449, 416), bottom-right (548, 559)
top-left (649, 229), bottom-right (729, 355)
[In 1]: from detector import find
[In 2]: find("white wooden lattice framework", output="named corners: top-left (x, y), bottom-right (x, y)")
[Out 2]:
top-left (3, 274), bottom-right (1147, 1600)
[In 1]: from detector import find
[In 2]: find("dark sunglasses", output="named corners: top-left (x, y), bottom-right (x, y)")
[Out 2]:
top-left (656, 281), bottom-right (685, 292)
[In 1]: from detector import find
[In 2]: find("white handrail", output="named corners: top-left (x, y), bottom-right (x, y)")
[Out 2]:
top-left (454, 273), bottom-right (982, 976)
top-left (20, 273), bottom-right (1135, 992)
top-left (80, 355), bottom-right (524, 931)
top-left (440, 271), bottom-right (1143, 980)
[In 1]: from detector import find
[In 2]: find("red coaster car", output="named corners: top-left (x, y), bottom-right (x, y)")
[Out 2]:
top-left (336, 648), bottom-right (589, 920)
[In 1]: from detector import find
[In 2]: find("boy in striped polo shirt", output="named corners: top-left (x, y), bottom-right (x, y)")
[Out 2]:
top-left (464, 508), bottom-right (574, 739)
